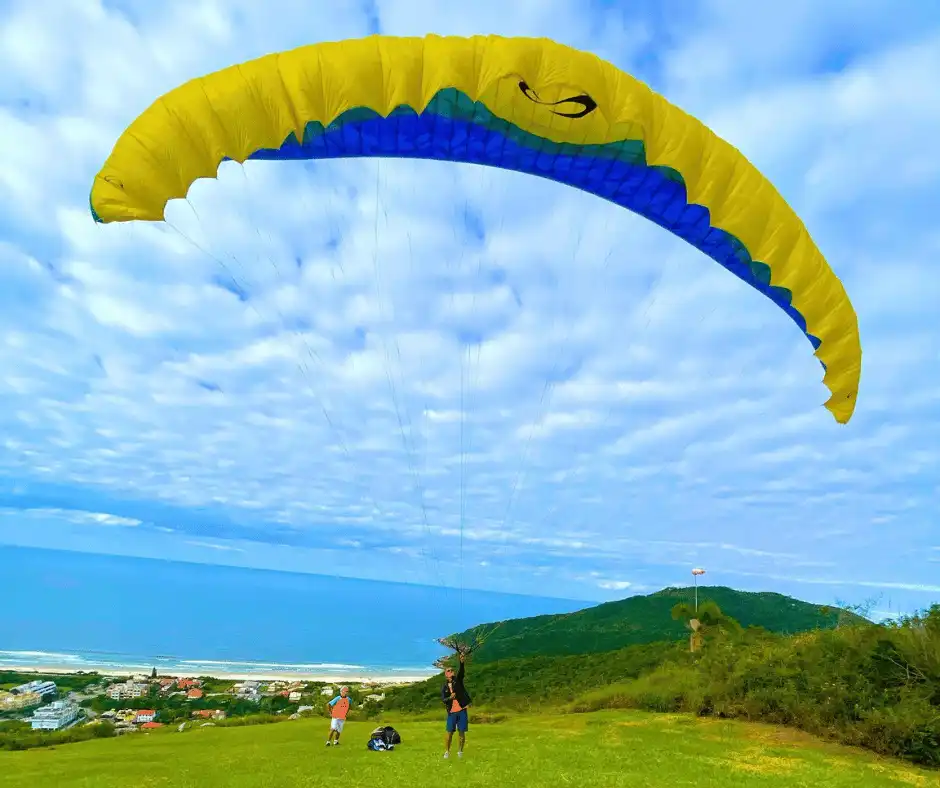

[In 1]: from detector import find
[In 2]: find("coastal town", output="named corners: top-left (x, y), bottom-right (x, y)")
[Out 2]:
top-left (0, 672), bottom-right (391, 734)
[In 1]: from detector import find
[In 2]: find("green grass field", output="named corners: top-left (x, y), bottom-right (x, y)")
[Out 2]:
top-left (2, 711), bottom-right (936, 787)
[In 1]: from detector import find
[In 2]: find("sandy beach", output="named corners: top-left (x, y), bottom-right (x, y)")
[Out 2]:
top-left (4, 664), bottom-right (434, 685)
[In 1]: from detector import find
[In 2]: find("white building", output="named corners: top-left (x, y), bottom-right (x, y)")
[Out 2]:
top-left (30, 700), bottom-right (79, 731)
top-left (320, 687), bottom-right (334, 696)
top-left (288, 691), bottom-right (302, 702)
top-left (232, 680), bottom-right (261, 701)
top-left (13, 680), bottom-right (57, 698)
top-left (106, 679), bottom-right (148, 700)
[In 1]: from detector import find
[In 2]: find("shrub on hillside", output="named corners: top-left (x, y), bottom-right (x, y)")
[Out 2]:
top-left (384, 640), bottom-right (685, 714)
top-left (571, 606), bottom-right (940, 767)
top-left (214, 714), bottom-right (285, 728)
top-left (0, 720), bottom-right (115, 751)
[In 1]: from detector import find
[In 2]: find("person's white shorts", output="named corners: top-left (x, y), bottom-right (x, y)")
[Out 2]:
top-left (330, 718), bottom-right (345, 733)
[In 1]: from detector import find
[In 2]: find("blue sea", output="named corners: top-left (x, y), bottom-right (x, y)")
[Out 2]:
top-left (0, 546), bottom-right (588, 676)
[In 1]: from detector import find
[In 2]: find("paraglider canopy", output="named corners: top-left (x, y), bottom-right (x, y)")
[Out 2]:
top-left (434, 635), bottom-right (477, 670)
top-left (89, 34), bottom-right (861, 422)
top-left (692, 568), bottom-right (706, 577)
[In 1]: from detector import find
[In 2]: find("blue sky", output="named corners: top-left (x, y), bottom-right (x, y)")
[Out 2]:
top-left (0, 0), bottom-right (938, 617)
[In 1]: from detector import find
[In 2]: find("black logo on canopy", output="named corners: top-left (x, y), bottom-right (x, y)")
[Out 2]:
top-left (518, 80), bottom-right (598, 119)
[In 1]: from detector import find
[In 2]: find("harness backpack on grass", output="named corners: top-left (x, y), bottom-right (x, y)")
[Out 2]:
top-left (367, 726), bottom-right (401, 750)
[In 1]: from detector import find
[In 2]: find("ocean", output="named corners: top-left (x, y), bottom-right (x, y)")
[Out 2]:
top-left (0, 545), bottom-right (588, 676)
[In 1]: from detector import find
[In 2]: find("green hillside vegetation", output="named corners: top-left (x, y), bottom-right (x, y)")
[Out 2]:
top-left (399, 602), bottom-right (940, 767)
top-left (576, 606), bottom-right (940, 767)
top-left (0, 719), bottom-right (117, 751)
top-left (387, 640), bottom-right (687, 714)
top-left (2, 711), bottom-right (936, 788)
top-left (450, 586), bottom-right (866, 662)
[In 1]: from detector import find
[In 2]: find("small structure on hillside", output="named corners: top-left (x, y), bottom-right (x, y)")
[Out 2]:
top-left (688, 618), bottom-right (703, 653)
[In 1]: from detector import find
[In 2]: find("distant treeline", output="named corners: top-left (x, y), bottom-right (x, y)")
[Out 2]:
top-left (0, 671), bottom-right (101, 694)
top-left (0, 719), bottom-right (115, 751)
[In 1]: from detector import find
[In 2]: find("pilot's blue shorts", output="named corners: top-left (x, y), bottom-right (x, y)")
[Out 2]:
top-left (446, 708), bottom-right (468, 733)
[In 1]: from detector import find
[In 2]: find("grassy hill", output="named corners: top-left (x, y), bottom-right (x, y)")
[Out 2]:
top-left (3, 711), bottom-right (934, 787)
top-left (395, 601), bottom-right (939, 768)
top-left (450, 586), bottom-right (865, 662)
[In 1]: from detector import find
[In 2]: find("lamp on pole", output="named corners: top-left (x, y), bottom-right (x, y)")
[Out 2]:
top-left (692, 567), bottom-right (706, 612)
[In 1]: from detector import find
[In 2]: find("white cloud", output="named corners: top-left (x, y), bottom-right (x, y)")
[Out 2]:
top-left (184, 540), bottom-right (246, 553)
top-left (598, 580), bottom-right (633, 591)
top-left (730, 571), bottom-right (940, 596)
top-left (0, 507), bottom-right (141, 527)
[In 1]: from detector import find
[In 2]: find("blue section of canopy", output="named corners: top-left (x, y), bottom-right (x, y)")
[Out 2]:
top-left (246, 107), bottom-right (818, 350)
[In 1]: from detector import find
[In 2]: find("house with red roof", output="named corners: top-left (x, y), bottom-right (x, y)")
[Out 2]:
top-left (141, 722), bottom-right (163, 729)
top-left (135, 710), bottom-right (156, 724)
top-left (187, 688), bottom-right (204, 699)
top-left (193, 709), bottom-right (226, 720)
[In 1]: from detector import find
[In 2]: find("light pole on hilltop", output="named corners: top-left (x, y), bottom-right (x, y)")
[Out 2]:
top-left (692, 567), bottom-right (706, 612)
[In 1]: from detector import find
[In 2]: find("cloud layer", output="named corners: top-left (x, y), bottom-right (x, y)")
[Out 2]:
top-left (0, 0), bottom-right (938, 613)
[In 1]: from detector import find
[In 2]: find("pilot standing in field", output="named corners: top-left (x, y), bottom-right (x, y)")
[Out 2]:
top-left (325, 685), bottom-right (350, 746)
top-left (441, 652), bottom-right (471, 759)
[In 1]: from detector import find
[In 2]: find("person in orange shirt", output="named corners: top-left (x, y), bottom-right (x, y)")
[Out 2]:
top-left (325, 686), bottom-right (350, 746)
top-left (441, 652), bottom-right (471, 758)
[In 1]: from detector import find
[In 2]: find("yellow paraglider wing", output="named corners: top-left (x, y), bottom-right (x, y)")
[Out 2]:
top-left (89, 34), bottom-right (861, 423)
